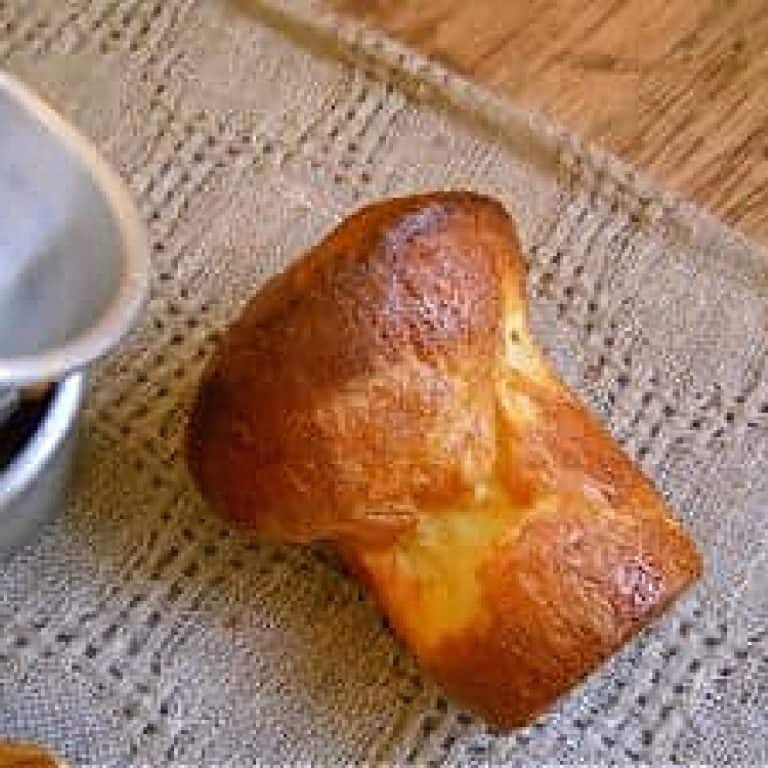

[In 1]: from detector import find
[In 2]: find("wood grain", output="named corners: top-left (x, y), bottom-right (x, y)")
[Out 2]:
top-left (327, 0), bottom-right (768, 242)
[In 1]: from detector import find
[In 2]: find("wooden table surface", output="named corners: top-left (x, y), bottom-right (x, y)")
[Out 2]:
top-left (328, 0), bottom-right (768, 243)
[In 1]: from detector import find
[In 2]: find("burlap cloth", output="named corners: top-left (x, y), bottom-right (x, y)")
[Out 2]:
top-left (2, 1), bottom-right (768, 765)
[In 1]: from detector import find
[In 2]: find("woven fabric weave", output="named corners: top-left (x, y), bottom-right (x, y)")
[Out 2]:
top-left (1, 1), bottom-right (767, 764)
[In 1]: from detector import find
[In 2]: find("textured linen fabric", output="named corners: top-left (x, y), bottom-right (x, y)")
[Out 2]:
top-left (1, 1), bottom-right (768, 765)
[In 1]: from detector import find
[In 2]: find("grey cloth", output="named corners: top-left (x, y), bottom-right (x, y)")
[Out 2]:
top-left (1, 0), bottom-right (767, 765)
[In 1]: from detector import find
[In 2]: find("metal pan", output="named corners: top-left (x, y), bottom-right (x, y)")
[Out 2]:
top-left (0, 73), bottom-right (148, 559)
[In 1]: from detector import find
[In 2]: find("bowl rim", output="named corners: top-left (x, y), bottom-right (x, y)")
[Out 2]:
top-left (0, 72), bottom-right (149, 387)
top-left (0, 372), bottom-right (85, 505)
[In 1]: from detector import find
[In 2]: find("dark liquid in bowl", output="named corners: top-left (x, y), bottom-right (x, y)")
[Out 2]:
top-left (0, 387), bottom-right (57, 472)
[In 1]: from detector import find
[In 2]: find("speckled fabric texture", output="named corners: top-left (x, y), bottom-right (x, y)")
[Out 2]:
top-left (1, 1), bottom-right (767, 765)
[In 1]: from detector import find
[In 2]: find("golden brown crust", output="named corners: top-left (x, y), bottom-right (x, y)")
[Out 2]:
top-left (341, 368), bottom-right (700, 728)
top-left (418, 486), bottom-right (699, 728)
top-left (188, 192), bottom-right (515, 543)
top-left (187, 190), bottom-right (702, 728)
top-left (0, 741), bottom-right (65, 768)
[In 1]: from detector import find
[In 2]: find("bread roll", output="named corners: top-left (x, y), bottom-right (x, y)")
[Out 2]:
top-left (0, 741), bottom-right (66, 767)
top-left (187, 191), bottom-right (701, 728)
